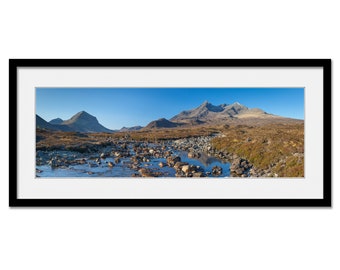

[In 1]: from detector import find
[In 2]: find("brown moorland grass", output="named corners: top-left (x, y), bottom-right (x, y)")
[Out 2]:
top-left (36, 129), bottom-right (111, 151)
top-left (110, 126), bottom-right (221, 141)
top-left (36, 126), bottom-right (221, 149)
top-left (211, 123), bottom-right (304, 177)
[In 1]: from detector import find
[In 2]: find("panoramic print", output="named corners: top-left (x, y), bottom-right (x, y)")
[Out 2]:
top-left (36, 87), bottom-right (304, 178)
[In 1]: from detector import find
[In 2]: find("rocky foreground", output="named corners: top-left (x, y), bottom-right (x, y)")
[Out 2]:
top-left (36, 137), bottom-right (229, 178)
top-left (36, 133), bottom-right (270, 178)
top-left (36, 121), bottom-right (304, 178)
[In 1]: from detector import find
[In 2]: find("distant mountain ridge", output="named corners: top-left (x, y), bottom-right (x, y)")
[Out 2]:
top-left (36, 115), bottom-right (72, 131)
top-left (37, 111), bottom-right (113, 133)
top-left (170, 101), bottom-right (265, 123)
top-left (49, 118), bottom-right (64, 125)
top-left (145, 118), bottom-right (182, 129)
top-left (37, 101), bottom-right (302, 133)
top-left (120, 126), bottom-right (143, 132)
top-left (143, 101), bottom-right (300, 129)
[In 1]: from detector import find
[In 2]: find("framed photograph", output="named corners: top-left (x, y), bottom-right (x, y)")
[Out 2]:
top-left (9, 59), bottom-right (331, 207)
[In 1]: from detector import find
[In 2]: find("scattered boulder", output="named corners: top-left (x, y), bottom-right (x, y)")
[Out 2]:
top-left (48, 158), bottom-right (57, 168)
top-left (164, 151), bottom-right (172, 158)
top-left (158, 162), bottom-right (166, 168)
top-left (187, 151), bottom-right (201, 159)
top-left (230, 157), bottom-right (252, 176)
top-left (138, 168), bottom-right (159, 177)
top-left (187, 152), bottom-right (195, 158)
top-left (173, 161), bottom-right (189, 170)
top-left (166, 155), bottom-right (181, 167)
top-left (212, 166), bottom-right (223, 176)
top-left (181, 165), bottom-right (190, 174)
top-left (113, 151), bottom-right (121, 157)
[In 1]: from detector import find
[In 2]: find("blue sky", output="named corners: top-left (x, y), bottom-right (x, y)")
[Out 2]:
top-left (36, 87), bottom-right (304, 130)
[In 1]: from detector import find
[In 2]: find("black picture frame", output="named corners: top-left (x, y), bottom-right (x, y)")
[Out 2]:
top-left (9, 59), bottom-right (331, 207)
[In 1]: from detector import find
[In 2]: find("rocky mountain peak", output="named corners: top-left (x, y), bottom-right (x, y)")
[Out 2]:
top-left (59, 111), bottom-right (112, 133)
top-left (71, 111), bottom-right (97, 121)
top-left (49, 118), bottom-right (64, 125)
top-left (144, 118), bottom-right (180, 129)
top-left (171, 101), bottom-right (248, 122)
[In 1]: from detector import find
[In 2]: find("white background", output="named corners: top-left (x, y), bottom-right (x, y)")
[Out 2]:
top-left (0, 1), bottom-right (338, 270)
top-left (18, 68), bottom-right (323, 199)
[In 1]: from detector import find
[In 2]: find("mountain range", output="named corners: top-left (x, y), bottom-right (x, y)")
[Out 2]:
top-left (36, 101), bottom-right (302, 133)
top-left (36, 115), bottom-right (73, 131)
top-left (143, 101), bottom-right (300, 129)
top-left (119, 126), bottom-right (143, 132)
top-left (171, 101), bottom-right (271, 123)
top-left (37, 111), bottom-right (113, 133)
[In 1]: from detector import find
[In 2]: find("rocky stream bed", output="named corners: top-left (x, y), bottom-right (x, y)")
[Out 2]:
top-left (36, 135), bottom-right (265, 178)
